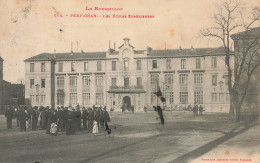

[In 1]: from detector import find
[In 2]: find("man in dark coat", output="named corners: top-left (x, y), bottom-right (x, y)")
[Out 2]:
top-left (5, 107), bottom-right (13, 129)
top-left (153, 106), bottom-right (165, 125)
top-left (82, 107), bottom-right (88, 130)
top-left (31, 108), bottom-right (38, 131)
top-left (103, 108), bottom-right (111, 131)
top-left (62, 107), bottom-right (69, 132)
top-left (66, 110), bottom-right (75, 135)
top-left (199, 105), bottom-right (204, 115)
top-left (56, 107), bottom-right (63, 132)
top-left (131, 105), bottom-right (135, 114)
top-left (19, 109), bottom-right (27, 132)
top-left (75, 107), bottom-right (82, 132)
top-left (88, 108), bottom-right (94, 131)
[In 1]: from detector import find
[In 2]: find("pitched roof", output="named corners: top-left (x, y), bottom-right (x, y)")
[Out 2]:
top-left (147, 47), bottom-right (229, 58)
top-left (231, 27), bottom-right (260, 39)
top-left (25, 47), bottom-right (230, 62)
top-left (24, 52), bottom-right (107, 62)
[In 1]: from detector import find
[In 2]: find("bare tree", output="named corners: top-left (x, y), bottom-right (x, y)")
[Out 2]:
top-left (201, 0), bottom-right (260, 122)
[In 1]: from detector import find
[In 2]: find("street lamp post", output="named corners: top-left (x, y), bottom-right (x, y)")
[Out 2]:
top-left (35, 84), bottom-right (40, 107)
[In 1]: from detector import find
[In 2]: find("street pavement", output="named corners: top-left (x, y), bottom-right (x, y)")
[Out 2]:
top-left (0, 111), bottom-right (259, 163)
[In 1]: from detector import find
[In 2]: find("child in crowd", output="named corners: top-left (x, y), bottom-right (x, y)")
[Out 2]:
top-left (92, 120), bottom-right (99, 136)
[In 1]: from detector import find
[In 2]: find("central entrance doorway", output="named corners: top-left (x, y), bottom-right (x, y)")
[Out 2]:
top-left (122, 96), bottom-right (131, 111)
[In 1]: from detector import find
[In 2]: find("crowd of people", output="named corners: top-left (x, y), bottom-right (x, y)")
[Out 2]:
top-left (4, 105), bottom-right (111, 136)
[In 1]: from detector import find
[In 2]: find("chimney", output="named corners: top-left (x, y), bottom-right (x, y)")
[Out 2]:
top-left (114, 43), bottom-right (116, 50)
top-left (81, 50), bottom-right (84, 53)
top-left (191, 45), bottom-right (194, 51)
top-left (54, 49), bottom-right (56, 53)
top-left (179, 46), bottom-right (182, 51)
top-left (147, 46), bottom-right (153, 54)
top-left (109, 40), bottom-right (111, 49)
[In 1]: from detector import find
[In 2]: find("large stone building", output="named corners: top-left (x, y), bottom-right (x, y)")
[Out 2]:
top-left (24, 38), bottom-right (234, 112)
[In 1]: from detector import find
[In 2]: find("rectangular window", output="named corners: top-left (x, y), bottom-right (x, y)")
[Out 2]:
top-left (194, 73), bottom-right (203, 84)
top-left (224, 75), bottom-right (228, 86)
top-left (111, 78), bottom-right (117, 86)
top-left (82, 76), bottom-right (90, 86)
top-left (84, 62), bottom-right (88, 72)
top-left (57, 90), bottom-right (64, 105)
top-left (97, 61), bottom-right (102, 71)
top-left (181, 59), bottom-right (186, 69)
top-left (124, 61), bottom-right (129, 71)
top-left (83, 93), bottom-right (90, 106)
top-left (152, 60), bottom-right (157, 69)
top-left (41, 95), bottom-right (45, 104)
top-left (30, 63), bottom-right (34, 72)
top-left (30, 79), bottom-right (34, 88)
top-left (112, 61), bottom-right (116, 71)
top-left (166, 59), bottom-right (171, 70)
top-left (36, 95), bottom-right (39, 103)
top-left (212, 75), bottom-right (217, 86)
top-left (196, 58), bottom-right (201, 69)
top-left (71, 62), bottom-right (76, 72)
top-left (151, 74), bottom-right (159, 85)
top-left (165, 74), bottom-right (173, 84)
top-left (41, 63), bottom-right (45, 72)
top-left (57, 76), bottom-right (64, 87)
top-left (219, 93), bottom-right (224, 103)
top-left (180, 92), bottom-right (188, 104)
top-left (211, 93), bottom-right (217, 103)
top-left (69, 93), bottom-right (77, 106)
top-left (95, 76), bottom-right (103, 86)
top-left (96, 93), bottom-right (103, 105)
top-left (41, 79), bottom-right (45, 88)
top-left (58, 63), bottom-right (63, 72)
top-left (179, 74), bottom-right (188, 85)
top-left (211, 57), bottom-right (217, 68)
top-left (137, 60), bottom-right (141, 70)
top-left (30, 95), bottom-right (34, 103)
top-left (226, 93), bottom-right (230, 103)
top-left (151, 93), bottom-right (157, 105)
top-left (194, 91), bottom-right (203, 104)
top-left (137, 77), bottom-right (142, 88)
top-left (69, 76), bottom-right (77, 86)
top-left (124, 78), bottom-right (129, 88)
top-left (165, 92), bottom-right (174, 104)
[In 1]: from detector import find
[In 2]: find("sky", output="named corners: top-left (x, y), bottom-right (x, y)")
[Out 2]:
top-left (0, 0), bottom-right (259, 83)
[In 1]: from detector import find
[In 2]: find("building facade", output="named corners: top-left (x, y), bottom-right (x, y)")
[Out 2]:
top-left (24, 38), bottom-right (234, 112)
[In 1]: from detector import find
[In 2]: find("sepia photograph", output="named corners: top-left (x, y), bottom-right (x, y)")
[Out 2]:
top-left (0, 0), bottom-right (259, 162)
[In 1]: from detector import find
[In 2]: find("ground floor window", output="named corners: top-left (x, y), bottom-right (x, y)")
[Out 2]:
top-left (70, 93), bottom-right (77, 106)
top-left (165, 92), bottom-right (174, 104)
top-left (219, 93), bottom-right (224, 103)
top-left (226, 93), bottom-right (230, 103)
top-left (180, 92), bottom-right (188, 104)
top-left (96, 93), bottom-right (103, 105)
top-left (151, 93), bottom-right (157, 105)
top-left (83, 93), bottom-right (90, 106)
top-left (57, 94), bottom-right (64, 105)
top-left (30, 95), bottom-right (34, 103)
top-left (41, 95), bottom-right (45, 104)
top-left (211, 93), bottom-right (218, 103)
top-left (194, 91), bottom-right (203, 104)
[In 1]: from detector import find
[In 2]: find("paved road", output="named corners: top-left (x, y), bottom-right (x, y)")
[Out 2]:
top-left (0, 111), bottom-right (258, 163)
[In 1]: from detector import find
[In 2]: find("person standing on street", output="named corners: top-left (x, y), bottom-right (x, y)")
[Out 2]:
top-left (19, 108), bottom-right (27, 132)
top-left (5, 107), bottom-right (13, 129)
top-left (31, 108), bottom-right (38, 131)
top-left (82, 107), bottom-right (88, 130)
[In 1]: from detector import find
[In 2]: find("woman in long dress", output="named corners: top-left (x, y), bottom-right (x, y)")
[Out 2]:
top-left (92, 120), bottom-right (98, 136)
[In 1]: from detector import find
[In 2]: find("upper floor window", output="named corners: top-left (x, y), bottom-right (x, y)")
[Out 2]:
top-left (124, 78), bottom-right (130, 88)
top-left (58, 63), bottom-right (63, 72)
top-left (166, 59), bottom-right (171, 70)
top-left (82, 76), bottom-right (90, 86)
top-left (41, 79), bottom-right (45, 88)
top-left (30, 63), bottom-right (34, 72)
top-left (165, 74), bottom-right (173, 84)
top-left (152, 60), bottom-right (157, 69)
top-left (112, 61), bottom-right (116, 71)
top-left (41, 63), bottom-right (45, 72)
top-left (137, 60), bottom-right (141, 70)
top-left (57, 76), bottom-right (64, 87)
top-left (194, 73), bottom-right (203, 84)
top-left (137, 77), bottom-right (142, 87)
top-left (181, 59), bottom-right (186, 69)
top-left (211, 57), bottom-right (217, 68)
top-left (111, 78), bottom-right (117, 86)
top-left (151, 74), bottom-right (159, 85)
top-left (71, 62), bottom-right (76, 72)
top-left (97, 61), bottom-right (102, 71)
top-left (84, 62), bottom-right (88, 72)
top-left (179, 74), bottom-right (188, 85)
top-left (212, 75), bottom-right (217, 86)
top-left (195, 58), bottom-right (201, 69)
top-left (30, 79), bottom-right (34, 88)
top-left (69, 76), bottom-right (77, 86)
top-left (95, 76), bottom-right (103, 86)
